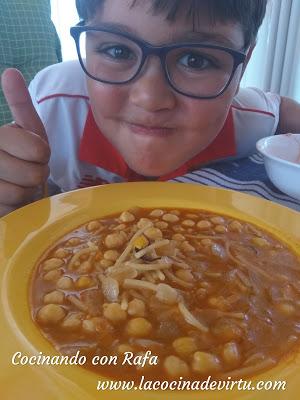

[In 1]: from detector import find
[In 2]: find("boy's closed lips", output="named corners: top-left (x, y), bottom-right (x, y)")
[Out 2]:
top-left (125, 121), bottom-right (175, 138)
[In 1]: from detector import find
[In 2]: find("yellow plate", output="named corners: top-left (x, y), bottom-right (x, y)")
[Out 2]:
top-left (1, 182), bottom-right (300, 400)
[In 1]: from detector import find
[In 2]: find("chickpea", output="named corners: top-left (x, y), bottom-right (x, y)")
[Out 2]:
top-left (228, 220), bottom-right (243, 232)
top-left (175, 269), bottom-right (194, 282)
top-left (276, 302), bottom-right (296, 316)
top-left (77, 260), bottom-right (93, 274)
top-left (76, 276), bottom-right (94, 289)
top-left (207, 296), bottom-right (228, 311)
top-left (162, 213), bottom-right (179, 223)
top-left (155, 221), bottom-right (168, 229)
top-left (113, 224), bottom-right (126, 231)
top-left (197, 220), bottom-right (212, 230)
top-left (100, 259), bottom-right (114, 268)
top-left (172, 233), bottom-right (185, 242)
top-left (210, 216), bottom-right (225, 225)
top-left (37, 304), bottom-right (66, 325)
top-left (79, 253), bottom-right (89, 261)
top-left (211, 319), bottom-right (243, 342)
top-left (104, 250), bottom-right (119, 262)
top-left (125, 317), bottom-right (152, 337)
top-left (43, 290), bottom-right (65, 304)
top-left (61, 313), bottom-right (82, 331)
top-left (137, 218), bottom-right (153, 229)
top-left (251, 237), bottom-right (270, 248)
top-left (164, 355), bottom-right (189, 377)
top-left (54, 248), bottom-right (69, 259)
top-left (170, 210), bottom-right (180, 216)
top-left (43, 258), bottom-right (64, 271)
top-left (86, 220), bottom-right (101, 232)
top-left (172, 225), bottom-right (184, 232)
top-left (103, 303), bottom-right (127, 324)
top-left (181, 241), bottom-right (195, 252)
top-left (135, 351), bottom-right (156, 370)
top-left (127, 299), bottom-right (146, 317)
top-left (119, 211), bottom-right (135, 222)
top-left (120, 231), bottom-right (128, 240)
top-left (149, 209), bottom-right (164, 218)
top-left (182, 219), bottom-right (195, 227)
top-left (94, 251), bottom-right (103, 262)
top-left (66, 237), bottom-right (81, 246)
top-left (43, 269), bottom-right (63, 282)
top-left (196, 287), bottom-right (208, 300)
top-left (82, 319), bottom-right (96, 333)
top-left (105, 233), bottom-right (125, 249)
top-left (56, 276), bottom-right (74, 290)
top-left (172, 337), bottom-right (198, 357)
top-left (186, 213), bottom-right (198, 220)
top-left (117, 344), bottom-right (134, 354)
top-left (192, 352), bottom-right (221, 374)
top-left (145, 227), bottom-right (163, 240)
top-left (201, 238), bottom-right (213, 246)
top-left (222, 342), bottom-right (241, 367)
top-left (199, 281), bottom-right (212, 289)
top-left (215, 225), bottom-right (227, 234)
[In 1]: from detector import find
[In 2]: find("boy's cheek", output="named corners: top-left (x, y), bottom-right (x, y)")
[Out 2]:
top-left (181, 95), bottom-right (232, 133)
top-left (87, 80), bottom-right (125, 119)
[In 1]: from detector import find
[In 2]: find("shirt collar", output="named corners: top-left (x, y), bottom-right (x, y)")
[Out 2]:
top-left (78, 107), bottom-right (236, 181)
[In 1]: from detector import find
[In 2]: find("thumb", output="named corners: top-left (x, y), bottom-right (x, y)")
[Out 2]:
top-left (1, 68), bottom-right (47, 140)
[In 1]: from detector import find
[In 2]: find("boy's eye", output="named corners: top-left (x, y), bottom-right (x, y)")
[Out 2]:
top-left (178, 52), bottom-right (216, 70)
top-left (98, 45), bottom-right (134, 60)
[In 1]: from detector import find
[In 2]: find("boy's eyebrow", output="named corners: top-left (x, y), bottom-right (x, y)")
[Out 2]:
top-left (173, 32), bottom-right (238, 48)
top-left (90, 22), bottom-right (239, 48)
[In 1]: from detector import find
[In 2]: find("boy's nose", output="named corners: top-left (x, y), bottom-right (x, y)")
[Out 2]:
top-left (129, 56), bottom-right (176, 112)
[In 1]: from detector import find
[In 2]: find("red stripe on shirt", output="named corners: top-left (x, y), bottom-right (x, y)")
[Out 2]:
top-left (231, 105), bottom-right (275, 117)
top-left (37, 93), bottom-right (89, 104)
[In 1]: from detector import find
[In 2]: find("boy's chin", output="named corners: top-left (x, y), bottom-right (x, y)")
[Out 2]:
top-left (127, 160), bottom-right (177, 178)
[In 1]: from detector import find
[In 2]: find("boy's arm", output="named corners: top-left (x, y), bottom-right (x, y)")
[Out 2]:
top-left (278, 96), bottom-right (300, 133)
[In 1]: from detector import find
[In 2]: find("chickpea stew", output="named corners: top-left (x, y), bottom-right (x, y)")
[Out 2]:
top-left (30, 207), bottom-right (300, 381)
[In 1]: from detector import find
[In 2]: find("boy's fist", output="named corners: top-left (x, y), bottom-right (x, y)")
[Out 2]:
top-left (0, 69), bottom-right (50, 216)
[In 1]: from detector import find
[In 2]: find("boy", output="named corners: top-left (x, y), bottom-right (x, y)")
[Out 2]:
top-left (0, 0), bottom-right (299, 217)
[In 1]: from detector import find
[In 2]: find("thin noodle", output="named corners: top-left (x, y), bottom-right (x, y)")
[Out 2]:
top-left (156, 270), bottom-right (165, 281)
top-left (235, 269), bottom-right (252, 287)
top-left (144, 271), bottom-right (156, 283)
top-left (67, 295), bottom-right (88, 312)
top-left (129, 289), bottom-right (146, 301)
top-left (123, 278), bottom-right (157, 292)
top-left (134, 239), bottom-right (170, 259)
top-left (227, 242), bottom-right (277, 282)
top-left (114, 223), bottom-right (153, 268)
top-left (125, 261), bottom-right (172, 271)
top-left (178, 302), bottom-right (208, 333)
top-left (164, 270), bottom-right (194, 288)
top-left (121, 292), bottom-right (129, 310)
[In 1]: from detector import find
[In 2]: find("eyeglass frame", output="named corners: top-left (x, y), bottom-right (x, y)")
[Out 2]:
top-left (70, 23), bottom-right (247, 100)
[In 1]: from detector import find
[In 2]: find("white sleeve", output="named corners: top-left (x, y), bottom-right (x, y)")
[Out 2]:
top-left (232, 87), bottom-right (281, 158)
top-left (234, 87), bottom-right (281, 129)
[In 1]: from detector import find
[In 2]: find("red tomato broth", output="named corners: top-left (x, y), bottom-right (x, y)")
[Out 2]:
top-left (30, 207), bottom-right (300, 381)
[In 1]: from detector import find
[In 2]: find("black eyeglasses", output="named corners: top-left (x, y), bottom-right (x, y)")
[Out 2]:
top-left (70, 24), bottom-right (246, 99)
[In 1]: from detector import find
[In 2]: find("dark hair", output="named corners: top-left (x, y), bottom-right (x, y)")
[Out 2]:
top-left (75, 0), bottom-right (267, 48)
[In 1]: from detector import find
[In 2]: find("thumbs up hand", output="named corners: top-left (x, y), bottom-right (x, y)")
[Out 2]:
top-left (0, 69), bottom-right (50, 216)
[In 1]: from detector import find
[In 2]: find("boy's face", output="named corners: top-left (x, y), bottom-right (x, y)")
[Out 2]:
top-left (86, 0), bottom-right (246, 177)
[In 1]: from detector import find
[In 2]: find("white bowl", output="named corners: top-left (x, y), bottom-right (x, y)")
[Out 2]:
top-left (256, 134), bottom-right (300, 200)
